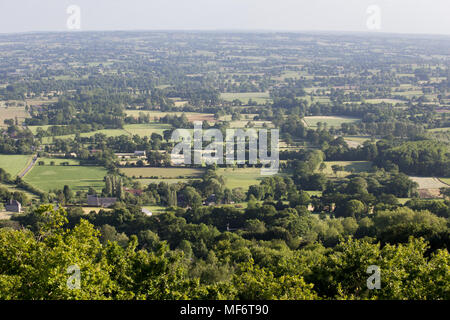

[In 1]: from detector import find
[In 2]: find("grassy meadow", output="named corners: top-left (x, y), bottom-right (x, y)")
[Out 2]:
top-left (24, 159), bottom-right (107, 192)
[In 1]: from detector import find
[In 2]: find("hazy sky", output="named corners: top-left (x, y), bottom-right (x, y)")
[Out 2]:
top-left (0, 0), bottom-right (449, 35)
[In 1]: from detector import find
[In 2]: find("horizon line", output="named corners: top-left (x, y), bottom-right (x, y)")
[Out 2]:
top-left (1, 28), bottom-right (450, 38)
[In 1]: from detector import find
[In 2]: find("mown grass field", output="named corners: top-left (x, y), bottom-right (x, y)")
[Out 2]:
top-left (217, 167), bottom-right (265, 190)
top-left (409, 177), bottom-right (448, 189)
top-left (303, 116), bottom-right (360, 128)
top-left (0, 154), bottom-right (33, 177)
top-left (439, 178), bottom-right (450, 185)
top-left (120, 167), bottom-right (204, 179)
top-left (24, 160), bottom-right (107, 192)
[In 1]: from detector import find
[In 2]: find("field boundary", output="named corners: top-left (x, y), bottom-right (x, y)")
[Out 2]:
top-left (437, 178), bottom-right (450, 187)
top-left (18, 155), bottom-right (37, 178)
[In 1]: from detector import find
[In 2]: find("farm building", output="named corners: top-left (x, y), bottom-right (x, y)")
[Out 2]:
top-left (87, 195), bottom-right (117, 208)
top-left (5, 199), bottom-right (22, 212)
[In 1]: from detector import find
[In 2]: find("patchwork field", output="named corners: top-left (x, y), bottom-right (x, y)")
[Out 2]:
top-left (24, 160), bottom-right (107, 192)
top-left (0, 154), bottom-right (33, 177)
top-left (120, 167), bottom-right (205, 179)
top-left (303, 116), bottom-right (360, 128)
top-left (0, 106), bottom-right (30, 127)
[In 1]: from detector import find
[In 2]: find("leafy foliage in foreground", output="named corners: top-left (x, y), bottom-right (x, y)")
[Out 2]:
top-left (0, 205), bottom-right (448, 300)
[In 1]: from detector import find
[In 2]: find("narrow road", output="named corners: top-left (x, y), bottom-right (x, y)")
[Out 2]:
top-left (18, 155), bottom-right (37, 178)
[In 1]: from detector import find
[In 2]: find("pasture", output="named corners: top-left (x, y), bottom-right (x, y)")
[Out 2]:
top-left (217, 167), bottom-right (265, 190)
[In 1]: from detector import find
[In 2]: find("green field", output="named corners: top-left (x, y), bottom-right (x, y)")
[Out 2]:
top-left (220, 92), bottom-right (271, 104)
top-left (319, 161), bottom-right (373, 177)
top-left (218, 167), bottom-right (265, 190)
top-left (343, 136), bottom-right (376, 148)
top-left (41, 128), bottom-right (131, 143)
top-left (303, 116), bottom-right (360, 128)
top-left (428, 127), bottom-right (450, 132)
top-left (125, 110), bottom-right (215, 123)
top-left (228, 120), bottom-right (274, 129)
top-left (27, 125), bottom-right (59, 134)
top-left (0, 154), bottom-right (33, 177)
top-left (134, 178), bottom-right (197, 185)
top-left (120, 167), bottom-right (205, 179)
top-left (439, 178), bottom-right (450, 185)
top-left (142, 205), bottom-right (167, 215)
top-left (0, 182), bottom-right (39, 200)
top-left (124, 123), bottom-right (172, 137)
top-left (24, 160), bottom-right (107, 192)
